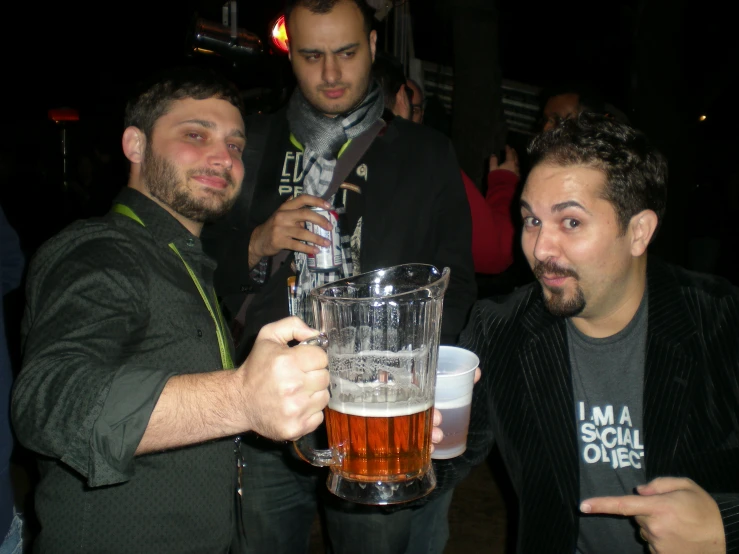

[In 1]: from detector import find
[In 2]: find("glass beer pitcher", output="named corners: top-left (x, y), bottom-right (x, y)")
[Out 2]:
top-left (295, 264), bottom-right (450, 505)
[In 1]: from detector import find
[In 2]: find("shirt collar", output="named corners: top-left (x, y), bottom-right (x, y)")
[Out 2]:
top-left (111, 187), bottom-right (203, 251)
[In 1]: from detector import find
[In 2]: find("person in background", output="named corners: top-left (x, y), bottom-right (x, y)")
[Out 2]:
top-left (372, 50), bottom-right (412, 120)
top-left (540, 80), bottom-right (629, 132)
top-left (378, 54), bottom-right (518, 275)
top-left (1, 206), bottom-right (24, 554)
top-left (202, 1), bottom-right (476, 552)
top-left (406, 78), bottom-right (425, 124)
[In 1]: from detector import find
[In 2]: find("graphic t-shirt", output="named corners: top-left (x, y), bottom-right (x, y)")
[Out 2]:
top-left (275, 134), bottom-right (369, 321)
top-left (569, 293), bottom-right (648, 554)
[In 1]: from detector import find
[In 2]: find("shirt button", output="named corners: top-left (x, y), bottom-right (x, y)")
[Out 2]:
top-left (197, 329), bottom-right (203, 337)
top-left (186, 238), bottom-right (195, 247)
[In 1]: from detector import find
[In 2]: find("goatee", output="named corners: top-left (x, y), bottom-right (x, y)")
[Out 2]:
top-left (532, 260), bottom-right (586, 317)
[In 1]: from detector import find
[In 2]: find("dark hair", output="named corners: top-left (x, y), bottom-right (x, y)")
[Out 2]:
top-left (528, 113), bottom-right (668, 235)
top-left (124, 66), bottom-right (244, 140)
top-left (540, 81), bottom-right (607, 114)
top-left (284, 0), bottom-right (375, 36)
top-left (372, 51), bottom-right (407, 109)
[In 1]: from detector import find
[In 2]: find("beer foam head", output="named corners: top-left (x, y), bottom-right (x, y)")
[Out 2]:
top-left (328, 399), bottom-right (433, 418)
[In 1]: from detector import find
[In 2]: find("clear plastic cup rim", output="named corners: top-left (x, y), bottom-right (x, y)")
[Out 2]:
top-left (436, 345), bottom-right (479, 379)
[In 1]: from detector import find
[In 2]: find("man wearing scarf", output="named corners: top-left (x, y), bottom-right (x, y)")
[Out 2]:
top-left (203, 1), bottom-right (476, 553)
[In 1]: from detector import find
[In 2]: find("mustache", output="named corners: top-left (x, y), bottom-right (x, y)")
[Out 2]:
top-left (319, 83), bottom-right (349, 90)
top-left (187, 168), bottom-right (235, 187)
top-left (532, 260), bottom-right (579, 280)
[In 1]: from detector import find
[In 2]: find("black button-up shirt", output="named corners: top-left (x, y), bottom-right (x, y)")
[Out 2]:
top-left (13, 188), bottom-right (237, 553)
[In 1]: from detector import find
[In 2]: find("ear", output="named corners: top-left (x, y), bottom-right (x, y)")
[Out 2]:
top-left (394, 85), bottom-right (410, 119)
top-left (628, 209), bottom-right (658, 256)
top-left (122, 127), bottom-right (145, 165)
top-left (369, 30), bottom-right (377, 63)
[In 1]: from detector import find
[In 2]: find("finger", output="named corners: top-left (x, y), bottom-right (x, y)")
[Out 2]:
top-left (433, 407), bottom-right (442, 427)
top-left (290, 408), bottom-right (326, 440)
top-left (506, 145), bottom-right (518, 162)
top-left (580, 494), bottom-right (656, 517)
top-left (309, 387), bottom-right (330, 410)
top-left (488, 155), bottom-right (498, 171)
top-left (279, 194), bottom-right (331, 211)
top-left (278, 226), bottom-right (331, 247)
top-left (474, 367), bottom-right (481, 384)
top-left (302, 367), bottom-right (330, 393)
top-left (289, 241), bottom-right (322, 256)
top-left (431, 426), bottom-right (443, 444)
top-left (299, 209), bottom-right (335, 231)
top-left (639, 527), bottom-right (650, 543)
top-left (277, 209), bottom-right (333, 231)
top-left (637, 476), bottom-right (694, 496)
top-left (261, 317), bottom-right (320, 345)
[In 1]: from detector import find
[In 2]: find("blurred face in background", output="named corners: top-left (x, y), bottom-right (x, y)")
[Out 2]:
top-left (288, 0), bottom-right (377, 117)
top-left (407, 79), bottom-right (425, 123)
top-left (542, 93), bottom-right (581, 131)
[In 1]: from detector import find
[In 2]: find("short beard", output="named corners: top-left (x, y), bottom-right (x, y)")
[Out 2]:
top-left (141, 143), bottom-right (236, 223)
top-left (532, 260), bottom-right (586, 318)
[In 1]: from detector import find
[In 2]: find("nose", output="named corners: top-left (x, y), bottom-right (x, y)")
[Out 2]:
top-left (322, 55), bottom-right (340, 85)
top-left (531, 224), bottom-right (560, 263)
top-left (207, 141), bottom-right (233, 170)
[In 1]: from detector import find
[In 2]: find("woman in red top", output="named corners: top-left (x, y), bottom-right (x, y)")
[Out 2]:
top-left (462, 145), bottom-right (519, 274)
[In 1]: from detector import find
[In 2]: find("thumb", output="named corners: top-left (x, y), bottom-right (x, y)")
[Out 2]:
top-left (637, 476), bottom-right (692, 496)
top-left (489, 154), bottom-right (499, 172)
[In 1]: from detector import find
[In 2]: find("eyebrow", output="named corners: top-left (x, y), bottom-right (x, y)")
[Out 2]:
top-left (298, 42), bottom-right (360, 55)
top-left (519, 199), bottom-right (593, 216)
top-left (177, 119), bottom-right (246, 140)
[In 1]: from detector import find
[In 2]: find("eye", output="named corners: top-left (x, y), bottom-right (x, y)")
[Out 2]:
top-left (187, 132), bottom-right (203, 140)
top-left (522, 216), bottom-right (540, 228)
top-left (304, 53), bottom-right (321, 62)
top-left (228, 143), bottom-right (244, 153)
top-left (340, 50), bottom-right (356, 59)
top-left (563, 218), bottom-right (581, 230)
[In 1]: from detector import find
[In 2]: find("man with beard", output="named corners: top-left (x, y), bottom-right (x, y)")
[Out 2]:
top-left (449, 113), bottom-right (739, 553)
top-left (201, 1), bottom-right (476, 552)
top-left (11, 67), bottom-right (331, 553)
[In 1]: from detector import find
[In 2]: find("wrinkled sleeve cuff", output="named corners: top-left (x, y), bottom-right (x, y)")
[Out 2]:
top-left (64, 365), bottom-right (178, 488)
top-left (712, 494), bottom-right (739, 553)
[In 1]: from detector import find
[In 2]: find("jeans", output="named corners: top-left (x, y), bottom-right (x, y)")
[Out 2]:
top-left (235, 438), bottom-right (453, 554)
top-left (0, 512), bottom-right (23, 554)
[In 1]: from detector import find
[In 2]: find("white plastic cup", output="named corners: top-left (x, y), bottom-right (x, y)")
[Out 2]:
top-left (432, 346), bottom-right (479, 460)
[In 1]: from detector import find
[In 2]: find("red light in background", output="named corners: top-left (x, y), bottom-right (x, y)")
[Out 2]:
top-left (48, 108), bottom-right (80, 123)
top-left (271, 15), bottom-right (288, 53)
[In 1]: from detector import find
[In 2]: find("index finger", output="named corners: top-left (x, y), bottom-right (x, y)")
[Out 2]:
top-left (580, 495), bottom-right (656, 517)
top-left (258, 316), bottom-right (320, 345)
top-left (279, 194), bottom-right (331, 211)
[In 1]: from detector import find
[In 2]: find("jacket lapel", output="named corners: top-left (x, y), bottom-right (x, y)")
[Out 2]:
top-left (519, 298), bottom-right (580, 516)
top-left (642, 259), bottom-right (701, 477)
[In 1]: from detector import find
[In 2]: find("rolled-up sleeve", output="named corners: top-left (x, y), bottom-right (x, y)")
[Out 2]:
top-left (12, 230), bottom-right (177, 487)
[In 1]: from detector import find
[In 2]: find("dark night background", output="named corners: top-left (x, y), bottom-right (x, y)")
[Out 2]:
top-left (1, 0), bottom-right (737, 279)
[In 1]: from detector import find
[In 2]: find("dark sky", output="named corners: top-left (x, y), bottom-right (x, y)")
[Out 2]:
top-left (5, 0), bottom-right (736, 142)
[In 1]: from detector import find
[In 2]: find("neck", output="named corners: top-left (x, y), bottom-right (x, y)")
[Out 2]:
top-left (127, 180), bottom-right (203, 237)
top-left (570, 257), bottom-right (648, 339)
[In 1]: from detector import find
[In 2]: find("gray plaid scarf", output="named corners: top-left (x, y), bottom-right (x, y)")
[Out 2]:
top-left (287, 81), bottom-right (384, 324)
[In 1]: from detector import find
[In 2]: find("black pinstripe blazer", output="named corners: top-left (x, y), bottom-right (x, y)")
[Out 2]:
top-left (456, 258), bottom-right (739, 553)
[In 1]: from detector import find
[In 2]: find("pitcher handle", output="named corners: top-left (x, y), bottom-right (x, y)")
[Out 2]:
top-left (293, 333), bottom-right (342, 467)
